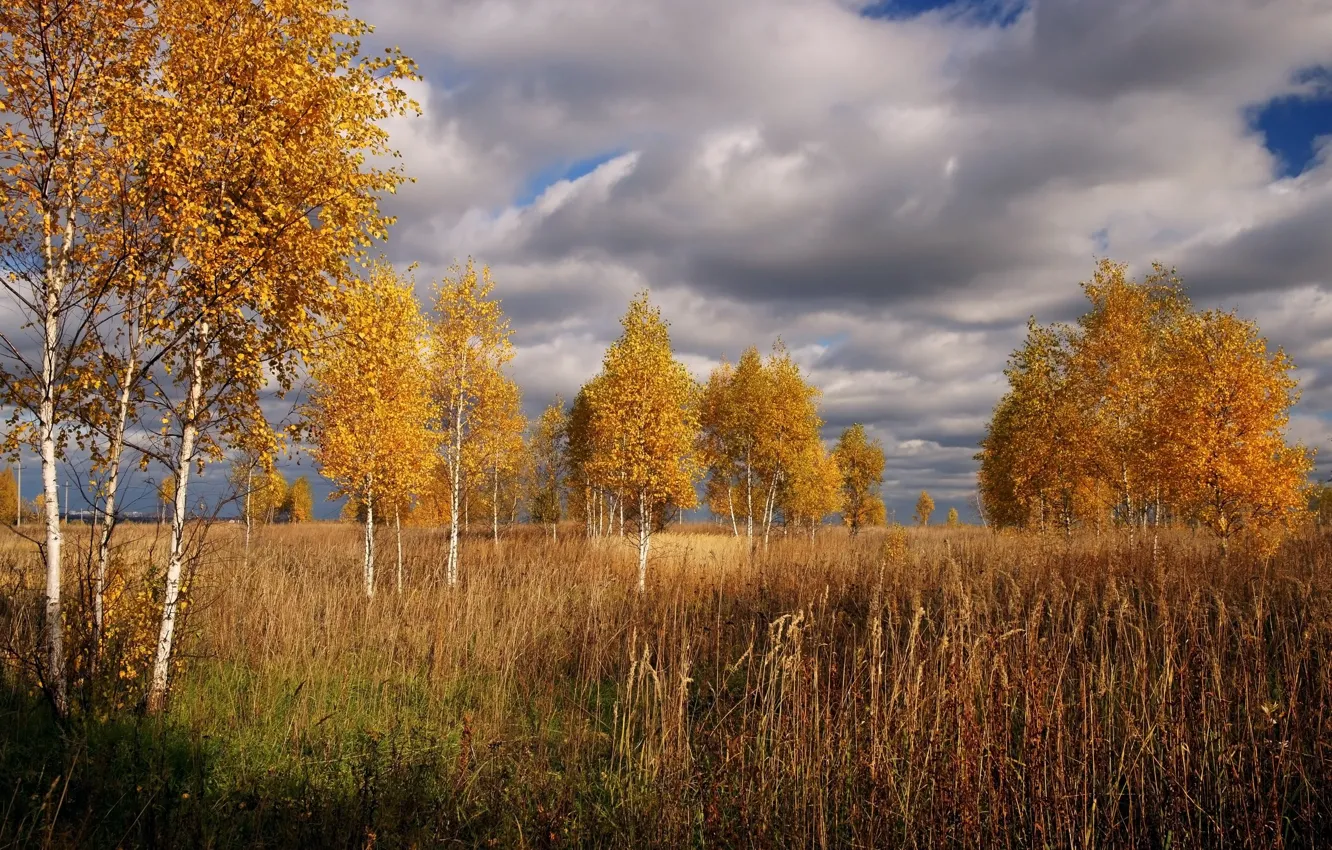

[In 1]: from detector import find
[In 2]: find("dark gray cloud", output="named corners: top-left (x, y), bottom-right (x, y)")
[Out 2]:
top-left (346, 0), bottom-right (1332, 521)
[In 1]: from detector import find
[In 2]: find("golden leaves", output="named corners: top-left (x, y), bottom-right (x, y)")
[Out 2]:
top-left (580, 291), bottom-right (700, 511)
top-left (834, 424), bottom-right (886, 534)
top-left (979, 259), bottom-right (1313, 544)
top-left (307, 263), bottom-right (436, 511)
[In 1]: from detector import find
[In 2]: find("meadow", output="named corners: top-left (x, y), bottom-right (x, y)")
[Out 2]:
top-left (2, 522), bottom-right (1331, 848)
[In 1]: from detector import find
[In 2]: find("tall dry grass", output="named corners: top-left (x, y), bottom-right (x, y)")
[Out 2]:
top-left (2, 522), bottom-right (1331, 847)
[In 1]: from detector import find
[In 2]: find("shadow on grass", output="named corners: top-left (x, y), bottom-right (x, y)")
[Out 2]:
top-left (0, 675), bottom-right (592, 849)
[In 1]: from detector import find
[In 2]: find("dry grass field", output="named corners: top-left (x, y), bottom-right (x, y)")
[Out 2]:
top-left (2, 522), bottom-right (1331, 847)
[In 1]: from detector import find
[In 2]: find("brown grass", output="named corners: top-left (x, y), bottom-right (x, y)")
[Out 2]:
top-left (3, 522), bottom-right (1331, 847)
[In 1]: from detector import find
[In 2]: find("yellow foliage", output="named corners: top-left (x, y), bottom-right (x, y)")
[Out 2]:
top-left (307, 263), bottom-right (437, 515)
top-left (978, 260), bottom-right (1313, 547)
top-left (914, 491), bottom-right (935, 527)
top-left (834, 424), bottom-right (886, 535)
top-left (583, 292), bottom-right (701, 516)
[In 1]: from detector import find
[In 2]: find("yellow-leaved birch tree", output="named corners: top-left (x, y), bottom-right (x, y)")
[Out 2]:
top-left (129, 0), bottom-right (416, 713)
top-left (0, 0), bottom-right (158, 715)
top-left (585, 292), bottom-right (700, 592)
top-left (755, 343), bottom-right (823, 546)
top-left (468, 370), bottom-right (526, 545)
top-left (779, 442), bottom-right (841, 540)
top-left (429, 259), bottom-right (513, 586)
top-left (1158, 310), bottom-right (1313, 551)
top-left (834, 424), bottom-right (886, 535)
top-left (308, 265), bottom-right (436, 598)
top-left (527, 397), bottom-right (568, 539)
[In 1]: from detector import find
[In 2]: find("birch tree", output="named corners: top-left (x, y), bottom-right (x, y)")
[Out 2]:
top-left (0, 468), bottom-right (17, 525)
top-left (286, 477), bottom-right (315, 524)
top-left (1070, 260), bottom-right (1187, 531)
top-left (755, 344), bottom-right (823, 544)
top-left (778, 442), bottom-right (840, 539)
top-left (527, 397), bottom-right (568, 539)
top-left (308, 265), bottom-right (435, 597)
top-left (429, 259), bottom-right (513, 585)
top-left (132, 0), bottom-right (415, 712)
top-left (978, 259), bottom-right (1313, 547)
top-left (584, 292), bottom-right (700, 592)
top-left (0, 0), bottom-right (157, 716)
top-left (834, 424), bottom-right (886, 535)
top-left (564, 385), bottom-right (600, 537)
top-left (468, 370), bottom-right (525, 545)
top-left (697, 351), bottom-right (772, 541)
top-left (913, 491), bottom-right (935, 526)
top-left (1158, 310), bottom-right (1312, 549)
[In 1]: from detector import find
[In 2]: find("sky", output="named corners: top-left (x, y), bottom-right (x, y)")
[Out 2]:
top-left (8, 0), bottom-right (1332, 524)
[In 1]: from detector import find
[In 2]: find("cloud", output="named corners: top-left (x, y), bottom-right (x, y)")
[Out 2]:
top-left (344, 0), bottom-right (1332, 520)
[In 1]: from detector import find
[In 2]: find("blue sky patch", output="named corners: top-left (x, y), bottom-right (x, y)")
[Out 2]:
top-left (859, 0), bottom-right (1025, 26)
top-left (514, 151), bottom-right (625, 207)
top-left (1251, 68), bottom-right (1332, 178)
top-left (1090, 228), bottom-right (1110, 254)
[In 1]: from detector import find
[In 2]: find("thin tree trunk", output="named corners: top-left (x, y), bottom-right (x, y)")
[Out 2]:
top-left (39, 179), bottom-right (77, 716)
top-left (727, 483), bottom-right (737, 537)
top-left (447, 386), bottom-right (463, 586)
top-left (745, 452), bottom-right (753, 544)
top-left (147, 326), bottom-right (207, 714)
top-left (244, 466), bottom-right (252, 559)
top-left (762, 474), bottom-right (778, 548)
top-left (92, 346), bottom-right (137, 669)
top-left (1123, 464), bottom-right (1135, 547)
top-left (492, 462), bottom-right (499, 546)
top-left (39, 369), bottom-right (64, 715)
top-left (364, 483), bottom-right (375, 598)
top-left (637, 490), bottom-right (649, 594)
top-left (395, 505), bottom-right (402, 594)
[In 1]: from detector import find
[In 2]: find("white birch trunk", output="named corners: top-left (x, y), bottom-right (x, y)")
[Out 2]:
top-left (39, 224), bottom-right (66, 714)
top-left (637, 489), bottom-right (649, 594)
top-left (745, 452), bottom-right (754, 544)
top-left (93, 347), bottom-right (137, 663)
top-left (38, 175), bottom-right (80, 714)
top-left (148, 326), bottom-right (207, 714)
top-left (447, 388), bottom-right (463, 587)
top-left (727, 483), bottom-right (738, 537)
top-left (395, 506), bottom-right (402, 594)
top-left (364, 484), bottom-right (375, 598)
top-left (244, 466), bottom-right (252, 559)
top-left (492, 462), bottom-right (499, 546)
top-left (762, 474), bottom-right (778, 548)
top-left (39, 386), bottom-right (64, 714)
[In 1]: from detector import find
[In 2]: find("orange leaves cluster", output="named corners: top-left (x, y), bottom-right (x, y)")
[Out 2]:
top-left (1157, 310), bottom-right (1310, 546)
top-left (978, 259), bottom-right (1313, 546)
